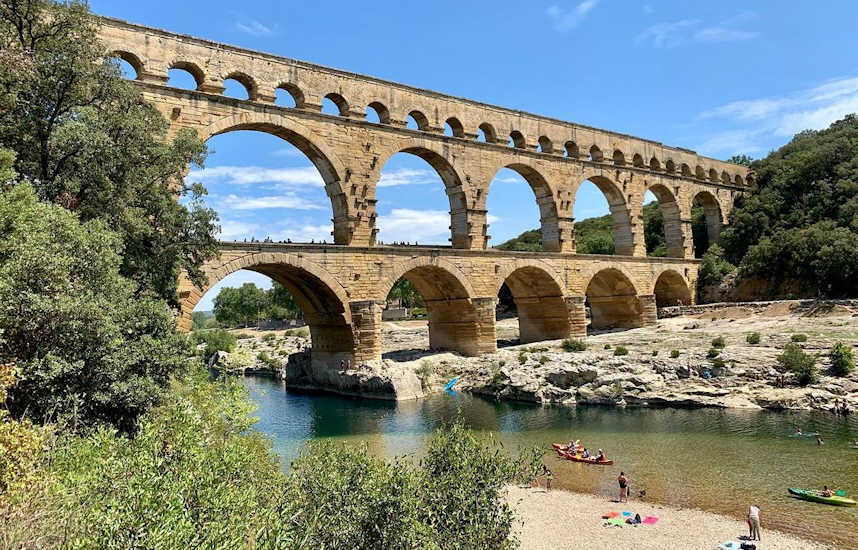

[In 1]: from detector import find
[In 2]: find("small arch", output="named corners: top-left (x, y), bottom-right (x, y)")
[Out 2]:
top-left (646, 184), bottom-right (684, 258)
top-left (537, 136), bottom-right (554, 154)
top-left (444, 117), bottom-right (465, 137)
top-left (632, 153), bottom-right (645, 168)
top-left (665, 159), bottom-right (676, 173)
top-left (734, 174), bottom-right (744, 186)
top-left (497, 263), bottom-right (570, 344)
top-left (407, 110), bottom-right (430, 130)
top-left (613, 150), bottom-right (626, 166)
top-left (223, 71), bottom-right (258, 100)
top-left (564, 141), bottom-right (579, 158)
top-left (654, 269), bottom-right (692, 309)
top-left (585, 268), bottom-right (643, 331)
top-left (589, 145), bottom-right (603, 162)
top-left (721, 171), bottom-right (731, 184)
top-left (488, 163), bottom-right (561, 251)
top-left (168, 60), bottom-right (205, 89)
top-left (478, 122), bottom-right (497, 143)
top-left (275, 83), bottom-right (305, 108)
top-left (681, 163), bottom-right (693, 177)
top-left (575, 173), bottom-right (633, 255)
top-left (109, 50), bottom-right (143, 79)
top-left (509, 130), bottom-right (526, 149)
top-left (367, 101), bottom-right (391, 124)
top-left (695, 165), bottom-right (706, 179)
top-left (708, 168), bottom-right (719, 182)
top-left (324, 93), bottom-right (350, 117)
top-left (692, 191), bottom-right (723, 257)
top-left (649, 157), bottom-right (662, 171)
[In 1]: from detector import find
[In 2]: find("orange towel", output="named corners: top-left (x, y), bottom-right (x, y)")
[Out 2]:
top-left (601, 512), bottom-right (620, 519)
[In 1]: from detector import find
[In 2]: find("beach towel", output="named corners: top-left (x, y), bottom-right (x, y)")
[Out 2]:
top-left (621, 511), bottom-right (632, 517)
top-left (717, 542), bottom-right (740, 550)
top-left (642, 516), bottom-right (659, 525)
top-left (601, 512), bottom-right (620, 519)
top-left (608, 518), bottom-right (626, 526)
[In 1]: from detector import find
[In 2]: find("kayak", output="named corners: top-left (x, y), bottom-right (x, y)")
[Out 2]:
top-left (558, 450), bottom-right (614, 466)
top-left (552, 442), bottom-right (582, 453)
top-left (788, 488), bottom-right (856, 507)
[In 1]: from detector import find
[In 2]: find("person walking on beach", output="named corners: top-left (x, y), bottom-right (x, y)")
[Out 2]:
top-left (748, 504), bottom-right (761, 541)
top-left (542, 465), bottom-right (553, 492)
top-left (618, 472), bottom-right (629, 503)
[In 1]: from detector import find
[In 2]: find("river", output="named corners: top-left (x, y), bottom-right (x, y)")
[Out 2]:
top-left (242, 376), bottom-right (858, 548)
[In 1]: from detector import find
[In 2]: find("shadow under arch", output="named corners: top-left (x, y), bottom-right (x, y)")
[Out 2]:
top-left (374, 145), bottom-right (470, 247)
top-left (576, 172), bottom-right (635, 255)
top-left (585, 267), bottom-right (643, 331)
top-left (182, 252), bottom-right (354, 366)
top-left (379, 257), bottom-right (493, 356)
top-left (653, 269), bottom-right (692, 309)
top-left (692, 190), bottom-right (723, 257)
top-left (204, 114), bottom-right (353, 244)
top-left (646, 183), bottom-right (684, 258)
top-left (495, 261), bottom-right (570, 343)
top-left (487, 163), bottom-right (563, 252)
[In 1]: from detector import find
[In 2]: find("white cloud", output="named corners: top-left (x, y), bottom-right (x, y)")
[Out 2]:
top-left (377, 168), bottom-right (439, 187)
top-left (271, 224), bottom-right (333, 243)
top-left (376, 209), bottom-right (451, 244)
top-left (218, 219), bottom-right (260, 241)
top-left (694, 75), bottom-right (858, 155)
top-left (271, 148), bottom-right (305, 158)
top-left (235, 19), bottom-right (273, 36)
top-left (189, 165), bottom-right (324, 187)
top-left (637, 13), bottom-right (758, 48)
top-left (220, 194), bottom-right (323, 211)
top-left (545, 1), bottom-right (598, 32)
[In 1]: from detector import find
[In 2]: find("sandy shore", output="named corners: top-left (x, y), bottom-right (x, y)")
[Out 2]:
top-left (507, 486), bottom-right (834, 550)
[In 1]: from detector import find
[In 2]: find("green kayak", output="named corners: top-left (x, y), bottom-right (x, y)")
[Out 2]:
top-left (788, 488), bottom-right (856, 506)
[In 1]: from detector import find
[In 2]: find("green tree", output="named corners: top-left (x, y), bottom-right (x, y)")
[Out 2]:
top-left (642, 201), bottom-right (666, 256)
top-left (698, 244), bottom-right (735, 289)
top-left (387, 278), bottom-right (424, 308)
top-left (727, 154), bottom-right (754, 167)
top-left (267, 282), bottom-right (301, 319)
top-left (0, 184), bottom-right (187, 432)
top-left (213, 283), bottom-right (268, 327)
top-left (829, 342), bottom-right (855, 376)
top-left (0, 0), bottom-right (218, 303)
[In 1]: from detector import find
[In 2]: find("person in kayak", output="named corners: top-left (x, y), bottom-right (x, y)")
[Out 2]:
top-left (595, 449), bottom-right (606, 462)
top-left (581, 448), bottom-right (591, 458)
top-left (748, 504), bottom-right (761, 541)
top-left (618, 472), bottom-right (629, 502)
top-left (820, 486), bottom-right (833, 497)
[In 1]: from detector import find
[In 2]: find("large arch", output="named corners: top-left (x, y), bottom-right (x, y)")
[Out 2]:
top-left (576, 172), bottom-right (635, 256)
top-left (653, 269), bottom-right (692, 309)
top-left (646, 183), bottom-right (684, 258)
top-left (181, 253), bottom-right (355, 365)
top-left (487, 163), bottom-right (562, 251)
top-left (203, 114), bottom-right (352, 244)
top-left (495, 261), bottom-right (571, 343)
top-left (379, 258), bottom-right (493, 356)
top-left (585, 267), bottom-right (644, 330)
top-left (692, 190), bottom-right (723, 257)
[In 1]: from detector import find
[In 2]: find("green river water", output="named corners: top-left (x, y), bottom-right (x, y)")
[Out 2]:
top-left (242, 376), bottom-right (858, 548)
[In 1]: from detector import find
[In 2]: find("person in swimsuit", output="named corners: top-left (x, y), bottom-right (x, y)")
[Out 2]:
top-left (618, 472), bottom-right (628, 502)
top-left (748, 504), bottom-right (761, 541)
top-left (542, 465), bottom-right (553, 492)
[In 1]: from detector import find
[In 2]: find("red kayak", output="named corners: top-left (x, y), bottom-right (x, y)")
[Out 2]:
top-left (557, 450), bottom-right (614, 465)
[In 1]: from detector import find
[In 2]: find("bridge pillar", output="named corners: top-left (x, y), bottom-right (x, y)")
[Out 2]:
top-left (639, 294), bottom-right (658, 326)
top-left (427, 297), bottom-right (497, 356)
top-left (566, 296), bottom-right (588, 338)
top-left (349, 300), bottom-right (384, 363)
top-left (679, 219), bottom-right (695, 258)
top-left (516, 296), bottom-right (578, 343)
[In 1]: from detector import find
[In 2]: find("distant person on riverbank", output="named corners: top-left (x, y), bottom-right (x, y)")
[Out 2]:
top-left (541, 465), bottom-right (553, 492)
top-left (618, 472), bottom-right (629, 502)
top-left (816, 435), bottom-right (824, 446)
top-left (748, 504), bottom-right (761, 541)
top-left (795, 426), bottom-right (802, 435)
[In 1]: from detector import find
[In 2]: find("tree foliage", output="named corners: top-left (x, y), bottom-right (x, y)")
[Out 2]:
top-left (0, 0), bottom-right (218, 303)
top-left (213, 282), bottom-right (301, 327)
top-left (0, 183), bottom-right (188, 431)
top-left (387, 277), bottom-right (425, 308)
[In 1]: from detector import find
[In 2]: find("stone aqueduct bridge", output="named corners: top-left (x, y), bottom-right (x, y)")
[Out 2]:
top-left (98, 17), bottom-right (752, 366)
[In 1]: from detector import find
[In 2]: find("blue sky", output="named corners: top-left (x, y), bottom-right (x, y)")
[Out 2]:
top-left (92, 1), bottom-right (858, 309)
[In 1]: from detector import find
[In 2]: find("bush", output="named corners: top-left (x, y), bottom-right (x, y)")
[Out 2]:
top-left (746, 332), bottom-right (761, 345)
top-left (829, 342), bottom-right (855, 376)
top-left (706, 348), bottom-right (720, 359)
top-left (609, 382), bottom-right (624, 399)
top-left (256, 351), bottom-right (281, 370)
top-left (561, 339), bottom-right (587, 352)
top-left (670, 349), bottom-right (680, 359)
top-left (194, 329), bottom-right (237, 362)
top-left (416, 361), bottom-right (434, 381)
top-left (777, 343), bottom-right (818, 385)
top-left (285, 326), bottom-right (310, 338)
top-left (711, 357), bottom-right (726, 369)
top-left (262, 333), bottom-right (277, 344)
top-left (711, 336), bottom-right (726, 348)
top-left (518, 352), bottom-right (527, 364)
top-left (539, 355), bottom-right (549, 365)
top-left (613, 346), bottom-right (629, 356)
top-left (791, 333), bottom-right (807, 343)
top-left (604, 344), bottom-right (612, 350)
top-left (698, 244), bottom-right (735, 288)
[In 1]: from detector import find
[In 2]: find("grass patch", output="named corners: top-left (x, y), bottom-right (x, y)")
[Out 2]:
top-left (746, 332), bottom-right (761, 345)
top-left (613, 346), bottom-right (628, 356)
top-left (711, 336), bottom-right (726, 349)
top-left (561, 339), bottom-right (587, 352)
top-left (670, 349), bottom-right (680, 359)
top-left (791, 333), bottom-right (807, 343)
top-left (706, 348), bottom-right (720, 359)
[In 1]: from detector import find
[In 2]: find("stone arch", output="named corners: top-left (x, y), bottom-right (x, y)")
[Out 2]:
top-left (181, 252), bottom-right (355, 365)
top-left (653, 269), bottom-right (692, 309)
top-left (734, 174), bottom-right (744, 186)
top-left (692, 190), bottom-right (723, 256)
top-left (487, 162), bottom-right (562, 252)
top-left (646, 183), bottom-right (684, 258)
top-left (109, 50), bottom-right (143, 78)
top-left (632, 153), bottom-right (645, 168)
top-left (367, 101), bottom-right (391, 123)
top-left (695, 165), bottom-right (706, 180)
top-left (324, 92), bottom-right (350, 116)
top-left (478, 122), bottom-right (497, 143)
top-left (509, 130), bottom-right (526, 149)
top-left (681, 163), bottom-right (693, 177)
top-left (497, 262), bottom-right (571, 344)
top-left (169, 60), bottom-right (205, 89)
top-left (565, 141), bottom-right (579, 158)
top-left (445, 117), bottom-right (465, 137)
top-left (204, 113), bottom-right (352, 244)
top-left (408, 110), bottom-right (430, 130)
top-left (650, 157), bottom-right (662, 171)
top-left (576, 170), bottom-right (635, 255)
top-left (721, 171), bottom-right (731, 184)
top-left (276, 82), bottom-right (305, 108)
top-left (224, 71), bottom-right (258, 100)
top-left (589, 145), bottom-right (604, 162)
top-left (537, 136), bottom-right (554, 154)
top-left (585, 267), bottom-right (644, 330)
top-left (613, 149), bottom-right (626, 165)
top-left (379, 258), bottom-right (492, 356)
top-left (708, 168), bottom-right (719, 182)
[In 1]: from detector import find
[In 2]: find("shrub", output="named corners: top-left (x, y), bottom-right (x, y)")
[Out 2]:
top-left (561, 339), bottom-right (587, 352)
top-left (746, 332), bottom-right (761, 345)
top-left (416, 361), bottom-right (434, 381)
top-left (698, 244), bottom-right (735, 288)
top-left (609, 382), bottom-right (625, 399)
top-left (518, 352), bottom-right (527, 364)
top-left (613, 346), bottom-right (629, 356)
top-left (829, 342), bottom-right (855, 376)
top-left (777, 343), bottom-right (817, 385)
top-left (262, 333), bottom-right (277, 344)
top-left (256, 351), bottom-right (281, 370)
top-left (670, 349), bottom-right (680, 359)
top-left (604, 344), bottom-right (612, 350)
top-left (285, 326), bottom-right (310, 338)
top-left (791, 333), bottom-right (808, 343)
top-left (539, 355), bottom-right (549, 365)
top-left (195, 329), bottom-right (237, 362)
top-left (706, 348), bottom-right (720, 359)
top-left (711, 336), bottom-right (726, 348)
top-left (711, 357), bottom-right (726, 370)
top-left (498, 360), bottom-right (506, 367)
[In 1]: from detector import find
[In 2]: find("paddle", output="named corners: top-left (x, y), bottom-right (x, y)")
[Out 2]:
top-left (835, 490), bottom-right (847, 497)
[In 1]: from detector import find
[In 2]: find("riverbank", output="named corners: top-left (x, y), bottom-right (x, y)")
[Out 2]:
top-left (506, 486), bottom-right (834, 550)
